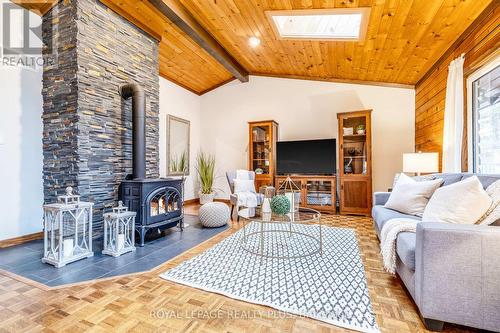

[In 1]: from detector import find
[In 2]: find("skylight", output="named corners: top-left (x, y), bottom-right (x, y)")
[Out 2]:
top-left (267, 8), bottom-right (370, 41)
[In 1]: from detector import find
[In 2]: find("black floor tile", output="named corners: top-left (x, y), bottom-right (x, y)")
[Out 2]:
top-left (46, 266), bottom-right (110, 286)
top-left (0, 218), bottom-right (227, 287)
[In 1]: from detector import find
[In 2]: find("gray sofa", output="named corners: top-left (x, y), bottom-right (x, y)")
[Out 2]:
top-left (372, 173), bottom-right (500, 332)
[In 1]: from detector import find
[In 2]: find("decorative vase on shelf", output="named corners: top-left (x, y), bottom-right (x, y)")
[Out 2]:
top-left (356, 125), bottom-right (365, 135)
top-left (344, 157), bottom-right (353, 174)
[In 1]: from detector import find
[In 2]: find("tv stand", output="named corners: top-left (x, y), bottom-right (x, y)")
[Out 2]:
top-left (275, 175), bottom-right (336, 214)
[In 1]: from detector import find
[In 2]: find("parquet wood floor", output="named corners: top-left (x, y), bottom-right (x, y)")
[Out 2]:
top-left (0, 204), bottom-right (477, 333)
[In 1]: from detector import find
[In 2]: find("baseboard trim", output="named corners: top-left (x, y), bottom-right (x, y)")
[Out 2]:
top-left (184, 198), bottom-right (199, 205)
top-left (0, 232), bottom-right (44, 248)
top-left (214, 199), bottom-right (231, 204)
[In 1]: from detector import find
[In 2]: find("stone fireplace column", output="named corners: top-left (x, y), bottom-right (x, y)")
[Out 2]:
top-left (41, 0), bottom-right (160, 235)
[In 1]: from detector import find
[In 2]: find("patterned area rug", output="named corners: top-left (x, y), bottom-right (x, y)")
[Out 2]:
top-left (160, 222), bottom-right (379, 333)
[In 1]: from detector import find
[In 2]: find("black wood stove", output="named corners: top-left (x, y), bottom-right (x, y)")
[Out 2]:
top-left (118, 83), bottom-right (183, 246)
top-left (120, 178), bottom-right (183, 247)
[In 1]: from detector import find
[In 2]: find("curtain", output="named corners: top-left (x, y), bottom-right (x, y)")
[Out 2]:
top-left (442, 54), bottom-right (465, 172)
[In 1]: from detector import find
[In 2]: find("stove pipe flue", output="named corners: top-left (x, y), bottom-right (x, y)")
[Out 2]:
top-left (120, 83), bottom-right (146, 180)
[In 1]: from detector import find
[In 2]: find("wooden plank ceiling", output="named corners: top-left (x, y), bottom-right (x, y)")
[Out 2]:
top-left (97, 0), bottom-right (235, 94)
top-left (14, 0), bottom-right (497, 94)
top-left (11, 0), bottom-right (57, 15)
top-left (179, 0), bottom-right (495, 87)
top-left (14, 0), bottom-right (234, 94)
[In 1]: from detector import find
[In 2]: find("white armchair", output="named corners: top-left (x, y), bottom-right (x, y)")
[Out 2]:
top-left (225, 170), bottom-right (264, 221)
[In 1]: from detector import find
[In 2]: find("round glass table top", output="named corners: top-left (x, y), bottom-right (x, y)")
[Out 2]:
top-left (239, 207), bottom-right (321, 224)
top-left (238, 207), bottom-right (323, 259)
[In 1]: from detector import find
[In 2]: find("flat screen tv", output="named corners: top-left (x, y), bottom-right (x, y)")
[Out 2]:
top-left (276, 139), bottom-right (336, 175)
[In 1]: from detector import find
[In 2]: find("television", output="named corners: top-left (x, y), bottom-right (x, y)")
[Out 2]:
top-left (276, 139), bottom-right (336, 175)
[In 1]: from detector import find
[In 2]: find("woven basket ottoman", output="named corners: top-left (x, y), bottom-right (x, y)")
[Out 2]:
top-left (199, 202), bottom-right (230, 227)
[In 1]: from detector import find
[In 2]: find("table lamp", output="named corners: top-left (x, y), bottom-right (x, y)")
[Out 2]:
top-left (403, 152), bottom-right (439, 176)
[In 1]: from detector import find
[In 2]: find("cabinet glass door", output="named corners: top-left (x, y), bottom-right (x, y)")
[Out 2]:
top-left (251, 124), bottom-right (271, 175)
top-left (306, 180), bottom-right (333, 207)
top-left (341, 116), bottom-right (367, 175)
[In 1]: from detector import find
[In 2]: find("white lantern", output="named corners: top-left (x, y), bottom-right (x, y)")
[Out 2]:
top-left (278, 176), bottom-right (301, 213)
top-left (103, 201), bottom-right (136, 257)
top-left (42, 187), bottom-right (94, 268)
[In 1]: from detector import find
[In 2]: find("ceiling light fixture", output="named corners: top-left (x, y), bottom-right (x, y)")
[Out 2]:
top-left (249, 36), bottom-right (261, 47)
top-left (266, 8), bottom-right (371, 41)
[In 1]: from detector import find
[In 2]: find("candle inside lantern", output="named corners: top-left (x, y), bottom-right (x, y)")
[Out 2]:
top-left (63, 238), bottom-right (74, 258)
top-left (285, 192), bottom-right (295, 213)
top-left (117, 233), bottom-right (125, 251)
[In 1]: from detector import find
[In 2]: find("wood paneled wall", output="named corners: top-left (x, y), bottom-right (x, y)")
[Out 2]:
top-left (415, 4), bottom-right (500, 171)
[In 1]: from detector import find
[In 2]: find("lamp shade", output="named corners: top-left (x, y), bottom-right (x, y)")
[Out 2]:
top-left (403, 152), bottom-right (439, 174)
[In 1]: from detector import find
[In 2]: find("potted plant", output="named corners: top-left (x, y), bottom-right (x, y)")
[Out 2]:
top-left (356, 124), bottom-right (365, 135)
top-left (196, 152), bottom-right (216, 204)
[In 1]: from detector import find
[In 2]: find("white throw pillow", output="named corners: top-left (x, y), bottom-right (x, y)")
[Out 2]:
top-left (233, 179), bottom-right (255, 193)
top-left (422, 176), bottom-right (492, 224)
top-left (478, 179), bottom-right (500, 225)
top-left (385, 173), bottom-right (444, 216)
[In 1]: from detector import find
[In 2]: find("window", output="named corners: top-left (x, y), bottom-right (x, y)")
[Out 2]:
top-left (266, 8), bottom-right (370, 41)
top-left (467, 56), bottom-right (500, 174)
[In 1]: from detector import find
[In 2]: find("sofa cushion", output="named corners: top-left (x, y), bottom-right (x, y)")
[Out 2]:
top-left (396, 232), bottom-right (416, 271)
top-left (372, 205), bottom-right (421, 236)
top-left (462, 174), bottom-right (500, 189)
top-left (435, 173), bottom-right (500, 189)
top-left (434, 173), bottom-right (463, 186)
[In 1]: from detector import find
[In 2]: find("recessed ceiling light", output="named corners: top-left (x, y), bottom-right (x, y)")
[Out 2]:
top-left (267, 8), bottom-right (371, 41)
top-left (249, 36), bottom-right (261, 47)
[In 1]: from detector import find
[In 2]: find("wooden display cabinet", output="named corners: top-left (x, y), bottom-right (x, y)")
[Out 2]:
top-left (275, 175), bottom-right (336, 214)
top-left (248, 120), bottom-right (279, 189)
top-left (337, 110), bottom-right (372, 216)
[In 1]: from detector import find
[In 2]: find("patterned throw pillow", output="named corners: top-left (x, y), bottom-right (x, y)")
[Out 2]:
top-left (478, 180), bottom-right (500, 226)
top-left (392, 173), bottom-right (437, 189)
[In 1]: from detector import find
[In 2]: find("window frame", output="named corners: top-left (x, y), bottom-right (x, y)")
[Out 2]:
top-left (466, 54), bottom-right (500, 173)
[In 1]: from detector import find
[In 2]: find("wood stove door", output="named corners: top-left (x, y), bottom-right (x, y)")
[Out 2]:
top-left (146, 186), bottom-right (182, 225)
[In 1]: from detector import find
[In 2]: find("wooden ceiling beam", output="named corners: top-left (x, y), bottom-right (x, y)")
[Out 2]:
top-left (251, 73), bottom-right (415, 90)
top-left (148, 0), bottom-right (249, 83)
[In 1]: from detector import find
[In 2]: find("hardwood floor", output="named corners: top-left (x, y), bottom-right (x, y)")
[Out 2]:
top-left (0, 204), bottom-right (477, 333)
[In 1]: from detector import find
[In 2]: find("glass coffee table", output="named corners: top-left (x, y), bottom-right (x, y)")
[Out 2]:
top-left (238, 207), bottom-right (322, 259)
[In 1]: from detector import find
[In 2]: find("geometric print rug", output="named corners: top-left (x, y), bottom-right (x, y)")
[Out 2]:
top-left (161, 222), bottom-right (379, 333)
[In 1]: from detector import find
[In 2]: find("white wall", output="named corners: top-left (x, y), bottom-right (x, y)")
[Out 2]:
top-left (0, 3), bottom-right (44, 241)
top-left (1, 53), bottom-right (414, 240)
top-left (200, 76), bottom-right (415, 198)
top-left (159, 77), bottom-right (201, 201)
